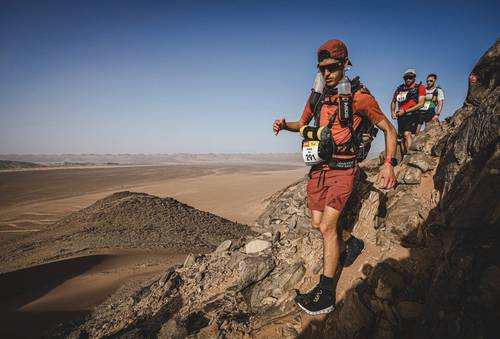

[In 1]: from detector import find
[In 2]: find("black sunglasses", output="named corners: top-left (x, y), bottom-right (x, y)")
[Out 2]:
top-left (318, 61), bottom-right (344, 74)
top-left (403, 75), bottom-right (416, 80)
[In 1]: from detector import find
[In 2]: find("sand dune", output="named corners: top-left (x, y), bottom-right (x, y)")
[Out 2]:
top-left (0, 249), bottom-right (185, 338)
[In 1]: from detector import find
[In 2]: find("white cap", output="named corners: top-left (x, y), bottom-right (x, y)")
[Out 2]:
top-left (403, 68), bottom-right (417, 76)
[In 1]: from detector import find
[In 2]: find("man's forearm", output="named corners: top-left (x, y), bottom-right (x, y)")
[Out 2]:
top-left (284, 120), bottom-right (306, 132)
top-left (403, 103), bottom-right (424, 113)
top-left (384, 124), bottom-right (398, 159)
top-left (390, 101), bottom-right (396, 114)
top-left (437, 101), bottom-right (443, 114)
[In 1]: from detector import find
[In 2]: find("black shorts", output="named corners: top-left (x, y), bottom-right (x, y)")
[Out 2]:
top-left (397, 114), bottom-right (419, 137)
top-left (418, 109), bottom-right (435, 124)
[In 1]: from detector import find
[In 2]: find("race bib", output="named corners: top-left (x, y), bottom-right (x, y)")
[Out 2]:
top-left (302, 140), bottom-right (322, 166)
top-left (396, 91), bottom-right (408, 103)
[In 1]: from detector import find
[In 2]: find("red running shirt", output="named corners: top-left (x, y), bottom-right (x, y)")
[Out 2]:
top-left (393, 83), bottom-right (426, 111)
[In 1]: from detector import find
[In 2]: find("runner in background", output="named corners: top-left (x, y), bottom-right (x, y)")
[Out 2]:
top-left (416, 73), bottom-right (444, 133)
top-left (391, 69), bottom-right (426, 154)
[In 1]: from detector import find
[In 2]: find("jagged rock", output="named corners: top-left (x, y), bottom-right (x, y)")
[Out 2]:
top-left (272, 230), bottom-right (281, 243)
top-left (396, 164), bottom-right (422, 184)
top-left (368, 263), bottom-right (405, 291)
top-left (402, 152), bottom-right (432, 172)
top-left (355, 189), bottom-right (380, 230)
top-left (159, 266), bottom-right (176, 287)
top-left (410, 121), bottom-right (445, 154)
top-left (245, 239), bottom-right (272, 254)
top-left (416, 39), bottom-right (500, 338)
top-left (215, 240), bottom-right (232, 253)
top-left (396, 301), bottom-right (424, 319)
top-left (157, 319), bottom-right (188, 339)
top-left (184, 254), bottom-right (196, 268)
top-left (329, 289), bottom-right (375, 339)
top-left (237, 256), bottom-right (275, 291)
top-left (163, 271), bottom-right (182, 295)
top-left (281, 326), bottom-right (299, 337)
top-left (374, 278), bottom-right (393, 300)
top-left (249, 261), bottom-right (305, 314)
top-left (372, 318), bottom-right (395, 339)
top-left (384, 194), bottom-right (423, 245)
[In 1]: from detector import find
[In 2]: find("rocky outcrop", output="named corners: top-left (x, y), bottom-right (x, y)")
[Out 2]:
top-left (55, 39), bottom-right (498, 338)
top-left (0, 192), bottom-right (254, 272)
top-left (415, 38), bottom-right (500, 338)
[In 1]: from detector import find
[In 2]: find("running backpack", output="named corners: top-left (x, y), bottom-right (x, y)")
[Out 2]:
top-left (308, 76), bottom-right (378, 169)
top-left (395, 82), bottom-right (423, 107)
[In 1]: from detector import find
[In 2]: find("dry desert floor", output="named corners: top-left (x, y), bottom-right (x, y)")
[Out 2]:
top-left (0, 163), bottom-right (306, 337)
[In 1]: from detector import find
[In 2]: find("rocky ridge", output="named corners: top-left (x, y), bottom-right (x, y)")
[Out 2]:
top-left (58, 39), bottom-right (498, 338)
top-left (1, 192), bottom-right (253, 271)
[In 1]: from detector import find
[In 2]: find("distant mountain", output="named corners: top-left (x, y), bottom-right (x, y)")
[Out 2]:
top-left (0, 160), bottom-right (44, 170)
top-left (0, 153), bottom-right (303, 166)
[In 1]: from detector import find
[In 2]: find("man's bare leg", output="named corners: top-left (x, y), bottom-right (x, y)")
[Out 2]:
top-left (311, 210), bottom-right (322, 229)
top-left (403, 131), bottom-right (412, 154)
top-left (312, 209), bottom-right (350, 240)
top-left (318, 206), bottom-right (341, 278)
top-left (416, 123), bottom-right (422, 135)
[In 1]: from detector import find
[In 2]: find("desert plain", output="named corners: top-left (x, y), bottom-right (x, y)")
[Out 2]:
top-left (0, 161), bottom-right (306, 337)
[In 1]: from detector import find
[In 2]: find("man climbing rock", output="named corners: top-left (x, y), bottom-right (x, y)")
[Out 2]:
top-left (272, 39), bottom-right (397, 315)
top-left (391, 69), bottom-right (426, 154)
top-left (416, 73), bottom-right (445, 133)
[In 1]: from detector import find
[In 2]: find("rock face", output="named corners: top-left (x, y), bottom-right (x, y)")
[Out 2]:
top-left (53, 39), bottom-right (499, 338)
top-left (415, 39), bottom-right (500, 338)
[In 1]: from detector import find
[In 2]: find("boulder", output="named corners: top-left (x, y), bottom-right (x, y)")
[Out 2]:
top-left (237, 256), bottom-right (275, 290)
top-left (374, 278), bottom-right (393, 300)
top-left (159, 266), bottom-right (176, 287)
top-left (245, 239), bottom-right (272, 254)
top-left (183, 254), bottom-right (196, 268)
top-left (329, 289), bottom-right (375, 339)
top-left (396, 301), bottom-right (424, 319)
top-left (402, 152), bottom-right (432, 172)
top-left (249, 261), bottom-right (305, 314)
top-left (215, 240), bottom-right (232, 253)
top-left (157, 319), bottom-right (188, 339)
top-left (396, 164), bottom-right (422, 185)
top-left (384, 194), bottom-right (423, 245)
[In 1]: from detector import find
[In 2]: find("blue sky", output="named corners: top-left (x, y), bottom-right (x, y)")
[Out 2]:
top-left (1, 0), bottom-right (499, 154)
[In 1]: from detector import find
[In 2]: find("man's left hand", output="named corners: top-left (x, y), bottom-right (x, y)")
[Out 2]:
top-left (432, 115), bottom-right (439, 121)
top-left (376, 163), bottom-right (397, 189)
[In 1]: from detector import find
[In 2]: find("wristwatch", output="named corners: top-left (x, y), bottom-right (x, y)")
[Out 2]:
top-left (385, 158), bottom-right (398, 166)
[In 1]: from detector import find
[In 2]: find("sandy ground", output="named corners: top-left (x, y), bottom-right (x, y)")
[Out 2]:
top-left (0, 164), bottom-right (306, 237)
top-left (0, 163), bottom-right (306, 337)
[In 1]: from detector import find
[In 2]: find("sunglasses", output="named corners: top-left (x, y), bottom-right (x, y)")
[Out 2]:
top-left (318, 61), bottom-right (344, 74)
top-left (427, 79), bottom-right (435, 82)
top-left (403, 75), bottom-right (416, 80)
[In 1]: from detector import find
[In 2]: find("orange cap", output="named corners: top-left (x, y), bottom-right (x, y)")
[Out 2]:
top-left (318, 39), bottom-right (350, 63)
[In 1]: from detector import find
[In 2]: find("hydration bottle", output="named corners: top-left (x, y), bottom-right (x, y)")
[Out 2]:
top-left (337, 76), bottom-right (352, 122)
top-left (337, 76), bottom-right (351, 95)
top-left (309, 72), bottom-right (325, 109)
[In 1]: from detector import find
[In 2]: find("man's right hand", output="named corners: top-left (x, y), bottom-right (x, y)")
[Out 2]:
top-left (273, 118), bottom-right (286, 135)
top-left (391, 112), bottom-right (397, 120)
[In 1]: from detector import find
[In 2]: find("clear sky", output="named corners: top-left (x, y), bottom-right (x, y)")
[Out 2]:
top-left (1, 0), bottom-right (499, 154)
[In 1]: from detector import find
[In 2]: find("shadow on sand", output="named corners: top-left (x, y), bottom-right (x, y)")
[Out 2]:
top-left (0, 254), bottom-right (110, 338)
